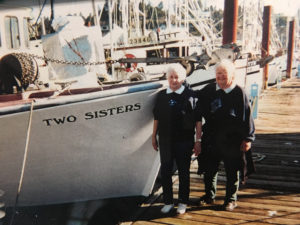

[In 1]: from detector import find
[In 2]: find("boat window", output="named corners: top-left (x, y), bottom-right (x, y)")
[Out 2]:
top-left (23, 18), bottom-right (30, 48)
top-left (167, 47), bottom-right (179, 57)
top-left (146, 49), bottom-right (163, 65)
top-left (104, 49), bottom-right (111, 58)
top-left (181, 47), bottom-right (189, 57)
top-left (182, 47), bottom-right (185, 57)
top-left (5, 16), bottom-right (20, 49)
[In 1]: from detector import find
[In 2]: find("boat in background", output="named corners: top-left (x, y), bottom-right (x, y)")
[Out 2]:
top-left (101, 0), bottom-right (221, 81)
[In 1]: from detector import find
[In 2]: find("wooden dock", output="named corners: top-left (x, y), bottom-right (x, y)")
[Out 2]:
top-left (123, 77), bottom-right (300, 225)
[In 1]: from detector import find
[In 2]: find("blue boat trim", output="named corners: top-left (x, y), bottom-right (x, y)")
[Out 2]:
top-left (128, 83), bottom-right (163, 93)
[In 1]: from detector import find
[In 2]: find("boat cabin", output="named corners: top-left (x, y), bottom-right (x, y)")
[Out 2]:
top-left (0, 5), bottom-right (32, 57)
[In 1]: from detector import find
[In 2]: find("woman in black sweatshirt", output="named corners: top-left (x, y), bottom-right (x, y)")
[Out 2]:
top-left (195, 59), bottom-right (255, 211)
top-left (152, 64), bottom-right (201, 215)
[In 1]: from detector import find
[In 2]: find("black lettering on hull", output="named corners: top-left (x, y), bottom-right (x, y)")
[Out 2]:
top-left (45, 103), bottom-right (142, 126)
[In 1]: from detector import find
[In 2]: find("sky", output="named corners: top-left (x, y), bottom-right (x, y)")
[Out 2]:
top-left (206, 0), bottom-right (300, 16)
top-left (146, 0), bottom-right (300, 17)
top-left (3, 0), bottom-right (299, 19)
top-left (264, 0), bottom-right (300, 16)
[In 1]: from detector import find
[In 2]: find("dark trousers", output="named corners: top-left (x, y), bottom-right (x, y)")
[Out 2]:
top-left (204, 156), bottom-right (240, 203)
top-left (159, 139), bottom-right (193, 204)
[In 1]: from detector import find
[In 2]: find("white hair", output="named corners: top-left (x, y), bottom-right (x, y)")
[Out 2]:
top-left (216, 59), bottom-right (236, 80)
top-left (166, 64), bottom-right (186, 81)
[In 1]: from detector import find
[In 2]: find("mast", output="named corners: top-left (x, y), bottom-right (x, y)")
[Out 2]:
top-left (167, 0), bottom-right (171, 31)
top-left (184, 0), bottom-right (188, 32)
top-left (108, 0), bottom-right (115, 79)
top-left (121, 0), bottom-right (128, 44)
top-left (241, 0), bottom-right (262, 53)
top-left (36, 0), bottom-right (47, 35)
top-left (50, 0), bottom-right (54, 25)
top-left (143, 0), bottom-right (146, 35)
top-left (91, 0), bottom-right (99, 26)
top-left (241, 0), bottom-right (247, 51)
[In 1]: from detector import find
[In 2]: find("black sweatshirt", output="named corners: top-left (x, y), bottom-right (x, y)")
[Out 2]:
top-left (197, 83), bottom-right (255, 149)
top-left (153, 87), bottom-right (201, 142)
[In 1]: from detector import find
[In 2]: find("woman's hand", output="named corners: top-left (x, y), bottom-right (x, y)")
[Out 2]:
top-left (240, 140), bottom-right (251, 152)
top-left (193, 142), bottom-right (201, 156)
top-left (152, 120), bottom-right (159, 151)
top-left (152, 135), bottom-right (158, 151)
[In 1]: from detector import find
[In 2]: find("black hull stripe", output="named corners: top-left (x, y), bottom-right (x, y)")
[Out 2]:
top-left (190, 78), bottom-right (216, 88)
top-left (247, 70), bottom-right (260, 75)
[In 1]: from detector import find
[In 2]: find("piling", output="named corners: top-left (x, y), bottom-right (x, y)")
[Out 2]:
top-left (287, 20), bottom-right (295, 79)
top-left (222, 0), bottom-right (238, 45)
top-left (262, 6), bottom-right (271, 89)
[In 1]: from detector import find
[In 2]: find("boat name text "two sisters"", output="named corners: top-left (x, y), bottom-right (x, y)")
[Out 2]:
top-left (42, 103), bottom-right (141, 126)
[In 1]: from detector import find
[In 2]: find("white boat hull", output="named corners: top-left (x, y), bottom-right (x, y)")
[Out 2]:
top-left (0, 83), bottom-right (163, 206)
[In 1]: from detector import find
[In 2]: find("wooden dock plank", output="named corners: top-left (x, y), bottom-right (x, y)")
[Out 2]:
top-left (236, 201), bottom-right (300, 213)
top-left (241, 223), bottom-right (278, 225)
top-left (127, 78), bottom-right (300, 225)
top-left (283, 213), bottom-right (300, 219)
top-left (262, 217), bottom-right (300, 225)
top-left (152, 216), bottom-right (218, 225)
top-left (190, 210), bottom-right (269, 221)
top-left (154, 213), bottom-right (246, 225)
top-left (133, 221), bottom-right (161, 225)
top-left (231, 207), bottom-right (287, 217)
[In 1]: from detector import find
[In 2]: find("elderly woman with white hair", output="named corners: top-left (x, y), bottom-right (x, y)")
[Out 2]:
top-left (194, 59), bottom-right (255, 211)
top-left (152, 64), bottom-right (200, 214)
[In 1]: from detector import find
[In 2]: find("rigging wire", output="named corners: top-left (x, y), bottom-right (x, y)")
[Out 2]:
top-left (34, 0), bottom-right (47, 26)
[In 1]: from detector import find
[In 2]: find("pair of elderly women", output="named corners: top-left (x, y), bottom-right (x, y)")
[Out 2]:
top-left (152, 59), bottom-right (255, 214)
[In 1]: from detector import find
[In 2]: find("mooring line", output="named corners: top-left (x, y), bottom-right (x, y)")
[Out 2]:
top-left (9, 100), bottom-right (34, 225)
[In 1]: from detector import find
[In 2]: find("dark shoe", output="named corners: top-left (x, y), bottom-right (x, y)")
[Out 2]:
top-left (224, 201), bottom-right (237, 211)
top-left (199, 195), bottom-right (215, 206)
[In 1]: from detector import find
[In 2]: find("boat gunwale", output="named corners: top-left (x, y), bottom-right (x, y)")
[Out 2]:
top-left (0, 81), bottom-right (164, 115)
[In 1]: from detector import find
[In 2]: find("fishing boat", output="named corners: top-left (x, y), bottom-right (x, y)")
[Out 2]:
top-left (101, 0), bottom-right (221, 81)
top-left (0, 4), bottom-right (166, 207)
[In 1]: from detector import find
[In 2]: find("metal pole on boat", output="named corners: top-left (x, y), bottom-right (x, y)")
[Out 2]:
top-left (37, 0), bottom-right (47, 35)
top-left (121, 0), bottom-right (128, 44)
top-left (185, 0), bottom-right (188, 32)
top-left (262, 6), bottom-right (271, 89)
top-left (222, 0), bottom-right (238, 45)
top-left (109, 0), bottom-right (115, 80)
top-left (50, 0), bottom-right (54, 25)
top-left (167, 0), bottom-right (171, 31)
top-left (91, 0), bottom-right (99, 26)
top-left (287, 20), bottom-right (295, 79)
top-left (143, 0), bottom-right (146, 35)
